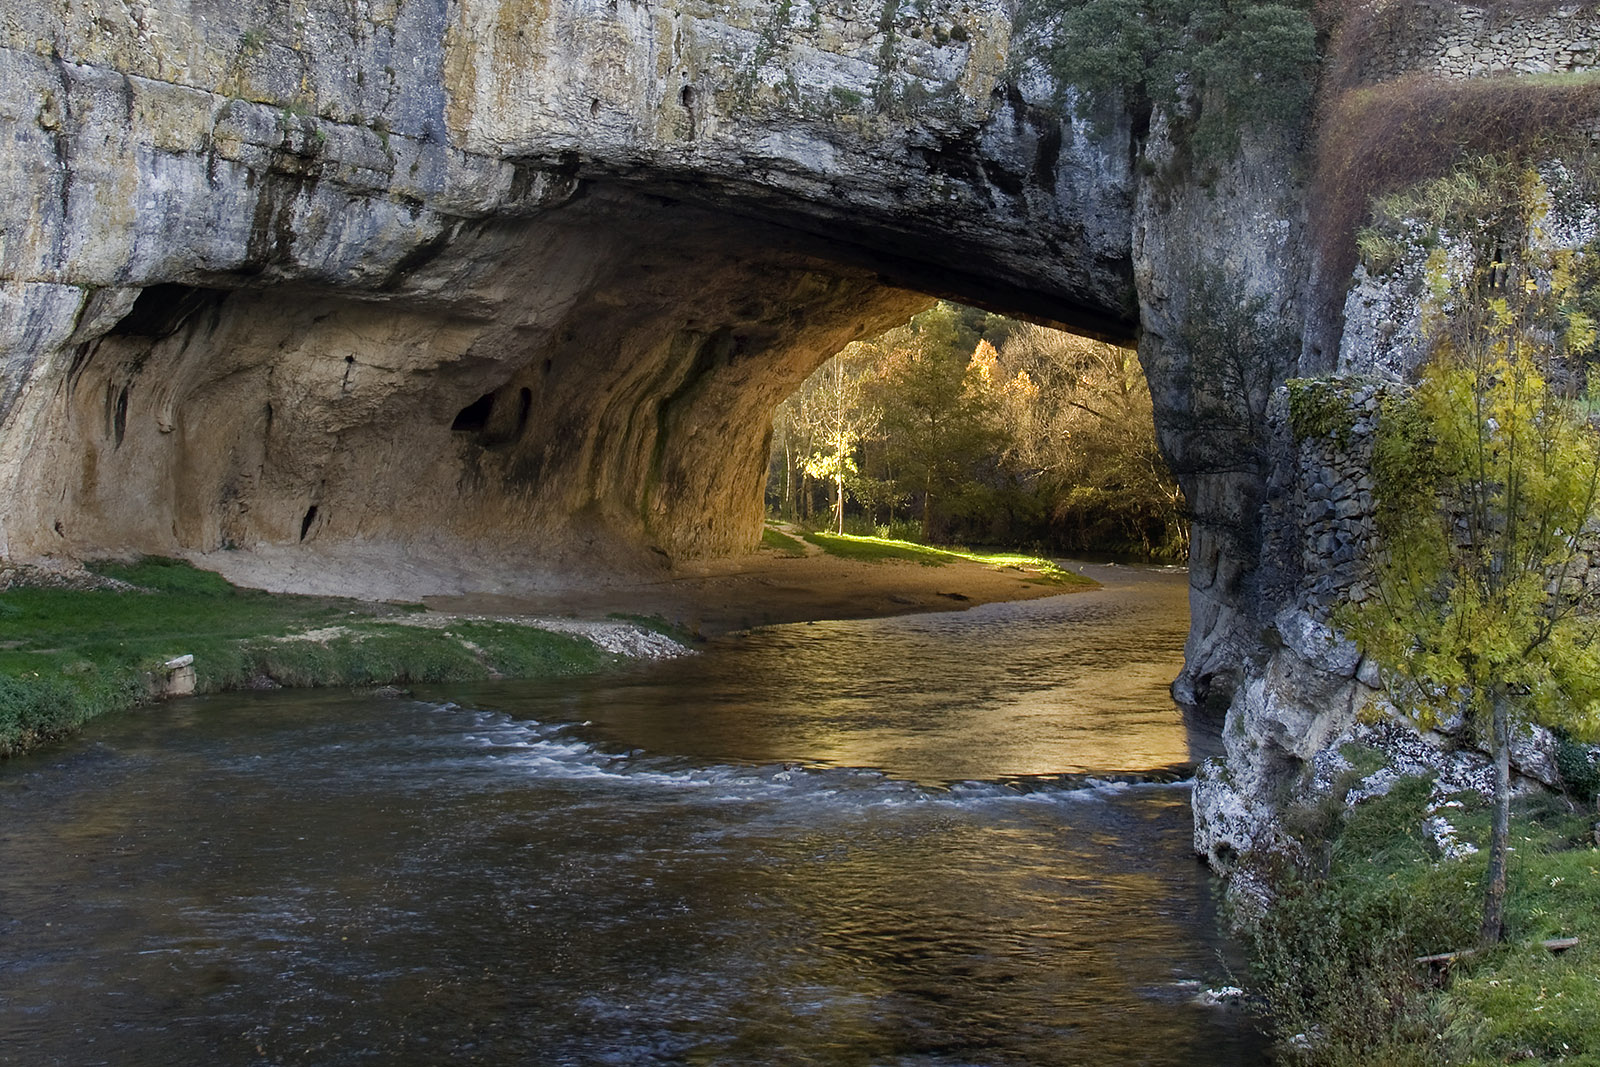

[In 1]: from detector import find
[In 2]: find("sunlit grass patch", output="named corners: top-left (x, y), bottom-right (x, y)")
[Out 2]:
top-left (801, 532), bottom-right (1095, 587)
top-left (803, 530), bottom-right (949, 565)
top-left (760, 525), bottom-right (807, 556)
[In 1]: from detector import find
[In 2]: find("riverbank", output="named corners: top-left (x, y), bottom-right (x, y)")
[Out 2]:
top-left (0, 574), bottom-right (1259, 1066)
top-left (0, 557), bottom-right (689, 758)
top-left (423, 527), bottom-right (1093, 637)
top-left (0, 538), bottom-right (1095, 757)
top-left (1241, 739), bottom-right (1600, 1066)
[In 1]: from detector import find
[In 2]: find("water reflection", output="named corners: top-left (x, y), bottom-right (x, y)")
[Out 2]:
top-left (0, 565), bottom-right (1269, 1066)
top-left (461, 564), bottom-right (1202, 783)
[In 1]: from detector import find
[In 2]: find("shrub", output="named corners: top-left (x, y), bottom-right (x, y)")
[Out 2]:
top-left (1016, 0), bottom-right (1319, 155)
top-left (1312, 73), bottom-right (1600, 300)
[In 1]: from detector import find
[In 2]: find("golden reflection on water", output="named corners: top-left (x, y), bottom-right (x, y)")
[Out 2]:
top-left (480, 565), bottom-right (1201, 783)
top-left (0, 565), bottom-right (1271, 1065)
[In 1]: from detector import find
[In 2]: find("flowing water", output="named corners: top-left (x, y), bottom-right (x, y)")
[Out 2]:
top-left (0, 565), bottom-right (1271, 1066)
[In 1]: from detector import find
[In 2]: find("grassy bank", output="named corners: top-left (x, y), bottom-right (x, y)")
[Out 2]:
top-left (800, 531), bottom-right (1096, 587)
top-left (1247, 754), bottom-right (1600, 1066)
top-left (0, 558), bottom-right (624, 758)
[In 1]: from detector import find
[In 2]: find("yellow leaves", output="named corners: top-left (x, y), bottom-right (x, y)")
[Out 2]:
top-left (1566, 312), bottom-right (1597, 356)
top-left (1004, 369), bottom-right (1039, 404)
top-left (1485, 293), bottom-right (1520, 332)
top-left (1357, 334), bottom-right (1600, 737)
top-left (964, 338), bottom-right (1002, 391)
top-left (1520, 166), bottom-right (1554, 232)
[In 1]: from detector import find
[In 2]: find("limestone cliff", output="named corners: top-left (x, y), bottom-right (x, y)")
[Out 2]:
top-left (1189, 2), bottom-right (1600, 866)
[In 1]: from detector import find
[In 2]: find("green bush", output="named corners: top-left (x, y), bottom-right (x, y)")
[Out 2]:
top-left (1286, 378), bottom-right (1359, 445)
top-left (875, 520), bottom-right (925, 543)
top-left (1248, 772), bottom-right (1600, 1066)
top-left (1016, 0), bottom-right (1318, 154)
top-left (1553, 729), bottom-right (1600, 804)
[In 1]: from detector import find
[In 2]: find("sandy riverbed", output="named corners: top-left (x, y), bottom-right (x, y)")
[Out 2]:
top-left (423, 539), bottom-right (1091, 637)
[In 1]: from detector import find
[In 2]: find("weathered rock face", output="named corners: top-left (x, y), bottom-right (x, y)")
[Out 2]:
top-left (1134, 114), bottom-right (1314, 711)
top-left (1192, 143), bottom-right (1600, 867)
top-left (32, 0), bottom-right (1558, 866)
top-left (0, 0), bottom-right (1151, 596)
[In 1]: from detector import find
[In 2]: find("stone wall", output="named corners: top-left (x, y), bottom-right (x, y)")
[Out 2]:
top-left (1281, 378), bottom-right (1382, 619)
top-left (1197, 366), bottom-right (1600, 867)
top-left (1351, 1), bottom-right (1600, 83)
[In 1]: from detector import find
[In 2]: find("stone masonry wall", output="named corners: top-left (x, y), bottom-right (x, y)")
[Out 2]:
top-left (1354, 1), bottom-right (1600, 83)
top-left (1282, 378), bottom-right (1382, 621)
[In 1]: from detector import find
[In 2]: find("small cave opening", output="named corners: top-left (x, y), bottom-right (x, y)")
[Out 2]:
top-left (516, 388), bottom-right (533, 435)
top-left (679, 85), bottom-right (697, 139)
top-left (451, 393), bottom-right (496, 433)
top-left (299, 505), bottom-right (319, 542)
top-left (110, 384), bottom-right (130, 449)
top-left (106, 284), bottom-right (226, 340)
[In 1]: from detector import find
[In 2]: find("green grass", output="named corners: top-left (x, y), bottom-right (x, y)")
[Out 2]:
top-left (800, 531), bottom-right (1096, 587)
top-left (0, 558), bottom-right (623, 757)
top-left (760, 526), bottom-right (807, 556)
top-left (1248, 767), bottom-right (1600, 1066)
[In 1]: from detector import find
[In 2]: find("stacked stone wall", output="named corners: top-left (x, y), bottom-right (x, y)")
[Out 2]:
top-left (1274, 375), bottom-right (1600, 622)
top-left (1288, 380), bottom-right (1382, 620)
top-left (1354, 1), bottom-right (1600, 84)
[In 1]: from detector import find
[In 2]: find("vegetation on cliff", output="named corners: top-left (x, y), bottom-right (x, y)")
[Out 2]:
top-left (1313, 3), bottom-right (1600, 294)
top-left (1017, 0), bottom-right (1319, 153)
top-left (1248, 760), bottom-right (1600, 1066)
top-left (1253, 158), bottom-right (1600, 1065)
top-left (1349, 168), bottom-right (1600, 944)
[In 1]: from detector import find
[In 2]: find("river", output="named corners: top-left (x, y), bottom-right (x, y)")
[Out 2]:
top-left (0, 564), bottom-right (1270, 1065)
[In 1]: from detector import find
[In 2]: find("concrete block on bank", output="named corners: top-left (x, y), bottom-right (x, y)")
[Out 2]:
top-left (160, 654), bottom-right (196, 698)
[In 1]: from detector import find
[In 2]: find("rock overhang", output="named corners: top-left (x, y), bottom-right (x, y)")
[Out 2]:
top-left (0, 0), bottom-right (1144, 593)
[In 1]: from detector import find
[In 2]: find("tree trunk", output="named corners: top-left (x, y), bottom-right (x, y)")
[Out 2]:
top-left (921, 479), bottom-right (932, 542)
top-left (835, 426), bottom-right (846, 535)
top-left (783, 439), bottom-right (793, 518)
top-left (1480, 688), bottom-right (1512, 946)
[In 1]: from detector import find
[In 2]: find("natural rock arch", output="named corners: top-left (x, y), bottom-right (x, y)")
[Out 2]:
top-left (0, 0), bottom-right (1313, 708)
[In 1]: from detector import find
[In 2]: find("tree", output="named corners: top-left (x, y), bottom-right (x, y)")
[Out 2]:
top-left (769, 378), bottom-right (818, 521)
top-left (1019, 0), bottom-right (1318, 154)
top-left (799, 346), bottom-right (881, 534)
top-left (872, 307), bottom-right (1006, 540)
top-left (997, 324), bottom-right (1186, 556)
top-left (1348, 170), bottom-right (1600, 944)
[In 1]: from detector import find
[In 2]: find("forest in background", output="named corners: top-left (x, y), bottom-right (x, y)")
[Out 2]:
top-left (767, 302), bottom-right (1187, 560)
